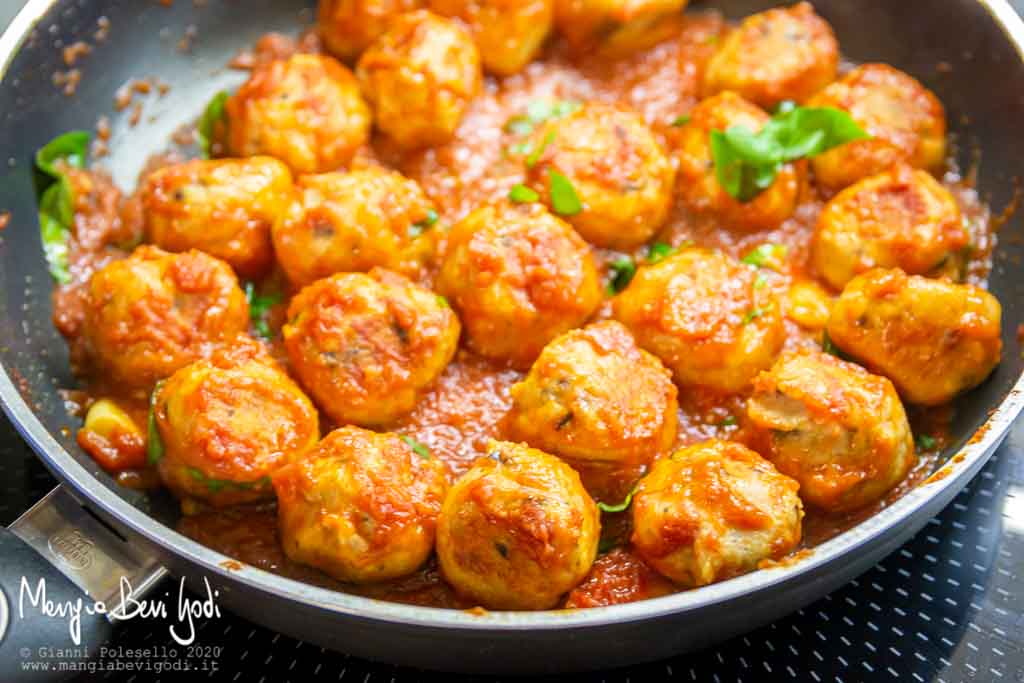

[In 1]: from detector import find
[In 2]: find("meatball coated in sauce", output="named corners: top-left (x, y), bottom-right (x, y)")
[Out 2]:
top-left (613, 248), bottom-right (785, 394)
top-left (283, 268), bottom-right (460, 426)
top-left (807, 64), bottom-right (947, 191)
top-left (356, 10), bottom-right (482, 149)
top-left (436, 440), bottom-right (600, 609)
top-left (524, 103), bottom-right (675, 250)
top-left (141, 157), bottom-right (292, 279)
top-left (226, 54), bottom-right (371, 175)
top-left (813, 165), bottom-right (968, 290)
top-left (703, 2), bottom-right (838, 109)
top-left (554, 0), bottom-right (687, 55)
top-left (82, 246), bottom-right (249, 397)
top-left (631, 439), bottom-right (803, 588)
top-left (273, 426), bottom-right (448, 583)
top-left (429, 0), bottom-right (553, 76)
top-left (154, 337), bottom-right (319, 507)
top-left (670, 92), bottom-right (804, 231)
top-left (746, 350), bottom-right (916, 513)
top-left (507, 320), bottom-right (677, 467)
top-left (272, 168), bottom-right (437, 288)
top-left (827, 269), bottom-right (1002, 406)
top-left (436, 203), bottom-right (602, 368)
top-left (318, 0), bottom-right (423, 61)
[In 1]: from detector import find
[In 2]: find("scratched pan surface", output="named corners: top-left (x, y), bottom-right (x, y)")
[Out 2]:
top-left (0, 0), bottom-right (1023, 674)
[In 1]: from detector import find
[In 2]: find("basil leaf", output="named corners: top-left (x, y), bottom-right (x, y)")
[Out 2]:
top-left (670, 115), bottom-right (691, 127)
top-left (34, 131), bottom-right (91, 284)
top-left (647, 242), bottom-right (677, 264)
top-left (711, 105), bottom-right (868, 202)
top-left (742, 308), bottom-right (767, 324)
top-left (526, 131), bottom-right (555, 168)
top-left (720, 415), bottom-right (738, 427)
top-left (197, 90), bottom-right (229, 159)
top-left (915, 433), bottom-right (937, 451)
top-left (508, 184), bottom-right (539, 204)
top-left (409, 208), bottom-right (439, 237)
top-left (821, 329), bottom-right (842, 357)
top-left (742, 243), bottom-right (788, 270)
top-left (146, 380), bottom-right (166, 466)
top-left (548, 169), bottom-right (581, 216)
top-left (607, 256), bottom-right (636, 294)
top-left (400, 434), bottom-right (431, 459)
top-left (505, 99), bottom-right (580, 135)
top-left (245, 281), bottom-right (282, 339)
top-left (597, 488), bottom-right (635, 513)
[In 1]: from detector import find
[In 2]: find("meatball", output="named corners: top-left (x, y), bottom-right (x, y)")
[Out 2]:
top-left (554, 0), bottom-right (687, 55)
top-left (141, 157), bottom-right (292, 279)
top-left (613, 248), bottom-right (786, 394)
top-left (703, 2), bottom-right (838, 109)
top-left (429, 0), bottom-right (552, 75)
top-left (807, 64), bottom-right (947, 191)
top-left (356, 10), bottom-right (482, 149)
top-left (813, 165), bottom-right (969, 290)
top-left (82, 246), bottom-right (249, 397)
top-left (523, 103), bottom-right (675, 250)
top-left (318, 0), bottom-right (423, 61)
top-left (226, 54), bottom-right (371, 175)
top-left (670, 92), bottom-right (804, 231)
top-left (283, 268), bottom-right (460, 425)
top-left (746, 350), bottom-right (916, 512)
top-left (154, 337), bottom-right (319, 507)
top-left (273, 426), bottom-right (448, 583)
top-left (631, 439), bottom-right (803, 587)
top-left (436, 202), bottom-right (602, 367)
top-left (436, 440), bottom-right (600, 609)
top-left (272, 168), bottom-right (437, 287)
top-left (507, 320), bottom-right (678, 467)
top-left (827, 268), bottom-right (1002, 406)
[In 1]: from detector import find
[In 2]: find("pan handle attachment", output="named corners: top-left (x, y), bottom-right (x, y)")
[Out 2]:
top-left (0, 485), bottom-right (167, 681)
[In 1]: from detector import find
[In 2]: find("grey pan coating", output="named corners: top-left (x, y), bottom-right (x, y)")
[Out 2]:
top-left (0, 0), bottom-right (1022, 673)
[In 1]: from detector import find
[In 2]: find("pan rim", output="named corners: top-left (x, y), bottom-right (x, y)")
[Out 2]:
top-left (1, 0), bottom-right (1023, 632)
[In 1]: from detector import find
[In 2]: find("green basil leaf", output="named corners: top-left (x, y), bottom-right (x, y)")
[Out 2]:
top-left (505, 100), bottom-right (580, 136)
top-left (597, 488), bottom-right (635, 513)
top-left (400, 434), bottom-right (431, 459)
top-left (146, 380), bottom-right (166, 466)
top-left (821, 329), bottom-right (842, 357)
top-left (548, 168), bottom-right (581, 216)
top-left (742, 308), bottom-right (767, 324)
top-left (742, 243), bottom-right (788, 270)
top-left (915, 433), bottom-right (937, 451)
top-left (526, 131), bottom-right (555, 168)
top-left (670, 114), bottom-right (691, 127)
top-left (35, 131), bottom-right (91, 284)
top-left (409, 208), bottom-right (439, 237)
top-left (245, 281), bottom-right (282, 339)
top-left (607, 256), bottom-right (636, 295)
top-left (36, 131), bottom-right (90, 178)
top-left (197, 90), bottom-right (229, 159)
top-left (720, 415), bottom-right (738, 427)
top-left (508, 184), bottom-right (539, 204)
top-left (647, 242), bottom-right (677, 264)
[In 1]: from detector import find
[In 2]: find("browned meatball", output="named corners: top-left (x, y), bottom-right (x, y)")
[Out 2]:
top-left (154, 337), bottom-right (319, 507)
top-left (523, 103), bottom-right (675, 250)
top-left (554, 0), bottom-right (687, 55)
top-left (141, 157), bottom-right (293, 279)
top-left (436, 440), bottom-right (601, 609)
top-left (318, 0), bottom-right (423, 61)
top-left (631, 439), bottom-right (803, 587)
top-left (827, 268), bottom-right (1002, 406)
top-left (703, 2), bottom-right (838, 109)
top-left (226, 54), bottom-right (371, 174)
top-left (807, 64), bottom-right (947, 191)
top-left (436, 202), bottom-right (603, 368)
top-left (274, 426), bottom-right (448, 583)
top-left (746, 350), bottom-right (916, 512)
top-left (82, 246), bottom-right (249, 397)
top-left (357, 10), bottom-right (482, 149)
top-left (507, 320), bottom-right (677, 467)
top-left (613, 248), bottom-right (785, 394)
top-left (271, 168), bottom-right (437, 287)
top-left (283, 268), bottom-right (461, 426)
top-left (429, 0), bottom-right (553, 75)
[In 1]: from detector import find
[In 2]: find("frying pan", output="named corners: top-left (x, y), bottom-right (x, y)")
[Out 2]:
top-left (0, 0), bottom-right (1023, 677)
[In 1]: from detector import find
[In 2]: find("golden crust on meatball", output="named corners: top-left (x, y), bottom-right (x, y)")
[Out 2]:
top-left (357, 10), bottom-right (482, 149)
top-left (82, 246), bottom-right (249, 397)
top-left (283, 268), bottom-right (460, 426)
top-left (807, 63), bottom-right (947, 191)
top-left (155, 336), bottom-right (319, 507)
top-left (813, 165), bottom-right (968, 290)
top-left (436, 202), bottom-right (602, 368)
top-left (523, 103), bottom-right (675, 250)
top-left (273, 426), bottom-right (448, 583)
top-left (318, 0), bottom-right (424, 61)
top-left (554, 0), bottom-right (687, 55)
top-left (613, 248), bottom-right (785, 394)
top-left (827, 268), bottom-right (1002, 406)
top-left (746, 350), bottom-right (916, 513)
top-left (429, 0), bottom-right (553, 76)
top-left (703, 2), bottom-right (838, 109)
top-left (631, 439), bottom-right (803, 587)
top-left (436, 440), bottom-right (600, 609)
top-left (226, 54), bottom-right (371, 175)
top-left (669, 92), bottom-right (804, 231)
top-left (141, 157), bottom-right (293, 279)
top-left (272, 168), bottom-right (437, 287)
top-left (507, 320), bottom-right (677, 467)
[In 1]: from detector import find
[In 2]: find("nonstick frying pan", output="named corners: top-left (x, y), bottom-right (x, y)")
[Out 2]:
top-left (0, 0), bottom-right (1023, 677)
